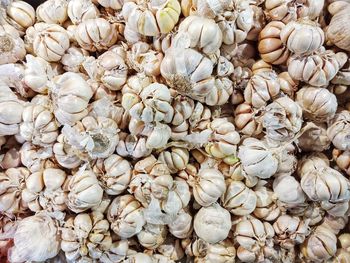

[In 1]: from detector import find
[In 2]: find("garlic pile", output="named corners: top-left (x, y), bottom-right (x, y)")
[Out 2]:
top-left (2, 0), bottom-right (350, 262)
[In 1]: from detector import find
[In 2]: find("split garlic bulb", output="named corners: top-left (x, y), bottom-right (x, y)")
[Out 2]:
top-left (74, 18), bottom-right (118, 51)
top-left (222, 180), bottom-right (257, 215)
top-left (93, 154), bottom-right (131, 195)
top-left (67, 169), bottom-right (103, 213)
top-left (327, 110), bottom-right (350, 151)
top-left (36, 0), bottom-right (68, 25)
top-left (0, 25), bottom-right (26, 64)
top-left (9, 213), bottom-right (60, 262)
top-left (25, 23), bottom-right (70, 62)
top-left (107, 194), bottom-right (146, 238)
top-left (194, 203), bottom-right (231, 244)
top-left (20, 142), bottom-right (54, 172)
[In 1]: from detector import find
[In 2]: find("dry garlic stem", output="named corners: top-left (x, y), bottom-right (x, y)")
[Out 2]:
top-left (327, 110), bottom-right (350, 151)
top-left (8, 213), bottom-right (60, 262)
top-left (194, 203), bottom-right (231, 244)
top-left (107, 194), bottom-right (146, 238)
top-left (67, 169), bottom-right (103, 213)
top-left (0, 24), bottom-right (26, 64)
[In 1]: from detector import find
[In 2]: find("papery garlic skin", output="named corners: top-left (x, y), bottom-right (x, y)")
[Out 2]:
top-left (93, 154), bottom-right (131, 195)
top-left (67, 170), bottom-right (103, 213)
top-left (107, 194), bottom-right (146, 238)
top-left (8, 213), bottom-right (60, 262)
top-left (36, 0), bottom-right (68, 25)
top-left (75, 18), bottom-right (118, 52)
top-left (25, 23), bottom-right (70, 62)
top-left (0, 25), bottom-right (26, 64)
top-left (328, 110), bottom-right (350, 151)
top-left (3, 0), bottom-right (35, 33)
top-left (194, 203), bottom-right (231, 244)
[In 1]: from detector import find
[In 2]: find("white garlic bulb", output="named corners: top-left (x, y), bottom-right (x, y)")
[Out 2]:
top-left (194, 203), bottom-right (231, 244)
top-left (3, 0), bottom-right (35, 33)
top-left (36, 0), bottom-right (68, 25)
top-left (67, 0), bottom-right (99, 25)
top-left (0, 24), bottom-right (26, 64)
top-left (327, 110), bottom-right (350, 151)
top-left (137, 223), bottom-right (167, 249)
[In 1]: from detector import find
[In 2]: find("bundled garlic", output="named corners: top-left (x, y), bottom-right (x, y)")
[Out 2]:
top-left (67, 169), bottom-right (103, 213)
top-left (36, 0), bottom-right (68, 25)
top-left (0, 24), bottom-right (26, 64)
top-left (107, 194), bottom-right (146, 238)
top-left (93, 154), bottom-right (131, 195)
top-left (194, 203), bottom-right (231, 244)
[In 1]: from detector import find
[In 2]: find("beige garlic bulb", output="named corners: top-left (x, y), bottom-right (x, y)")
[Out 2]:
top-left (168, 209), bottom-right (193, 239)
top-left (0, 25), bottom-right (26, 64)
top-left (321, 214), bottom-right (348, 235)
top-left (93, 154), bottom-right (131, 195)
top-left (67, 0), bottom-right (99, 25)
top-left (234, 102), bottom-right (263, 136)
top-left (157, 237), bottom-right (184, 261)
top-left (51, 72), bottom-right (93, 125)
top-left (20, 95), bottom-right (59, 146)
top-left (297, 122), bottom-right (330, 152)
top-left (235, 217), bottom-right (275, 262)
top-left (25, 23), bottom-right (70, 62)
top-left (193, 238), bottom-right (236, 263)
top-left (161, 47), bottom-right (214, 102)
top-left (288, 50), bottom-right (344, 87)
top-left (83, 50), bottom-right (128, 91)
top-left (328, 110), bottom-right (350, 151)
top-left (253, 182), bottom-right (280, 221)
top-left (296, 86), bottom-right (337, 122)
top-left (2, 0), bottom-right (35, 33)
top-left (0, 85), bottom-right (25, 136)
top-left (273, 174), bottom-right (306, 208)
top-left (0, 147), bottom-right (21, 169)
top-left (222, 180), bottom-right (257, 216)
top-left (194, 203), bottom-right (231, 244)
top-left (61, 46), bottom-right (89, 73)
top-left (8, 213), bottom-right (60, 262)
top-left (21, 167), bottom-right (67, 213)
top-left (61, 211), bottom-right (123, 262)
top-left (273, 215), bottom-right (310, 249)
top-left (137, 223), bottom-right (167, 249)
top-left (205, 118), bottom-right (240, 163)
top-left (74, 18), bottom-right (118, 52)
top-left (280, 19), bottom-right (324, 55)
top-left (262, 96), bottom-right (303, 143)
top-left (301, 225), bottom-right (337, 262)
top-left (122, 0), bottom-right (181, 36)
top-left (67, 169), bottom-right (103, 213)
top-left (188, 168), bottom-right (226, 207)
top-left (158, 147), bottom-right (189, 174)
top-left (173, 15), bottom-right (222, 55)
top-left (244, 71), bottom-right (281, 109)
top-left (116, 132), bottom-right (152, 159)
top-left (327, 1), bottom-right (350, 51)
top-left (258, 21), bottom-right (289, 65)
top-left (53, 134), bottom-right (82, 169)
top-left (36, 0), bottom-right (68, 25)
top-left (107, 194), bottom-right (146, 238)
top-left (333, 149), bottom-right (350, 176)
top-left (238, 138), bottom-right (279, 179)
top-left (0, 167), bottom-right (29, 214)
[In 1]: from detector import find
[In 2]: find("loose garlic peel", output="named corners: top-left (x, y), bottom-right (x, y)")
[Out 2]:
top-left (1, 1), bottom-right (350, 262)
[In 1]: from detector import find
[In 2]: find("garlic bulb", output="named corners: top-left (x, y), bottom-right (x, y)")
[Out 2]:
top-left (61, 46), bottom-right (89, 73)
top-left (327, 1), bottom-right (350, 51)
top-left (253, 181), bottom-right (280, 221)
top-left (74, 18), bottom-right (118, 51)
top-left (158, 147), bottom-right (189, 174)
top-left (2, 0), bottom-right (35, 33)
top-left (262, 96), bottom-right (303, 143)
top-left (168, 209), bottom-right (193, 239)
top-left (21, 167), bottom-right (67, 212)
top-left (20, 142), bottom-right (54, 172)
top-left (122, 0), bottom-right (181, 36)
top-left (194, 203), bottom-right (231, 244)
top-left (173, 15), bottom-right (222, 55)
top-left (107, 194), bottom-right (146, 238)
top-left (157, 237), bottom-right (184, 261)
top-left (137, 223), bottom-right (167, 249)
top-left (51, 72), bottom-right (93, 126)
top-left (67, 0), bottom-right (99, 25)
top-left (20, 95), bottom-right (59, 146)
top-left (288, 49), bottom-right (343, 87)
top-left (0, 25), bottom-right (26, 64)
top-left (25, 23), bottom-right (70, 62)
top-left (280, 19), bottom-right (324, 55)
top-left (67, 169), bottom-right (103, 213)
top-left (244, 71), bottom-right (281, 109)
top-left (53, 134), bottom-right (82, 169)
top-left (93, 154), bottom-right (131, 195)
top-left (116, 132), bottom-right (152, 159)
top-left (333, 149), bottom-right (350, 176)
top-left (258, 21), bottom-right (289, 65)
top-left (188, 168), bottom-right (226, 207)
top-left (273, 174), bottom-right (306, 208)
top-left (327, 110), bottom-right (350, 151)
top-left (301, 225), bottom-right (337, 262)
top-left (8, 213), bottom-right (60, 262)
top-left (238, 138), bottom-right (279, 179)
top-left (0, 167), bottom-right (29, 214)
top-left (297, 122), bottom-right (330, 152)
top-left (222, 180), bottom-right (257, 215)
top-left (191, 238), bottom-right (236, 263)
top-left (234, 102), bottom-right (263, 136)
top-left (296, 86), bottom-right (337, 122)
top-left (36, 0), bottom-right (68, 25)
top-left (181, 0), bottom-right (232, 18)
